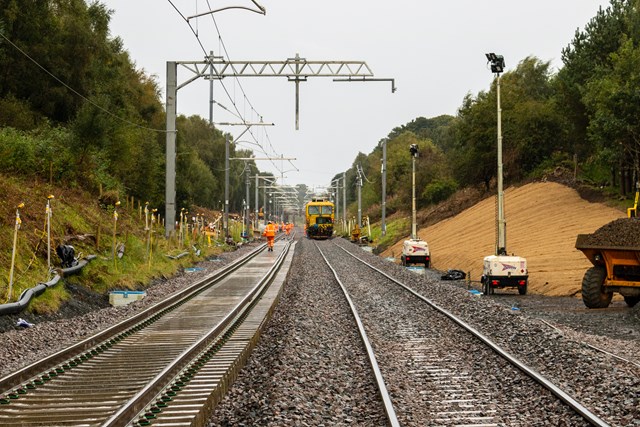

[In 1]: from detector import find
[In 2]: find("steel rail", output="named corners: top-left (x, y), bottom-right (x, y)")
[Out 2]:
top-left (0, 240), bottom-right (272, 393)
top-left (106, 238), bottom-right (292, 426)
top-left (334, 242), bottom-right (611, 427)
top-left (0, 237), bottom-right (291, 426)
top-left (314, 242), bottom-right (400, 427)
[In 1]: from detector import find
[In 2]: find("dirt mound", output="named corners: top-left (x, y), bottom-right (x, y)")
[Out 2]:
top-left (580, 218), bottom-right (640, 247)
top-left (382, 182), bottom-right (625, 297)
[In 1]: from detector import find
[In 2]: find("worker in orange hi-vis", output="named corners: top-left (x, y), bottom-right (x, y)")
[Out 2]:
top-left (263, 221), bottom-right (276, 251)
top-left (285, 222), bottom-right (292, 236)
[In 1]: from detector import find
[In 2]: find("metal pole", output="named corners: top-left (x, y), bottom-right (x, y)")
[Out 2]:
top-left (245, 166), bottom-right (250, 237)
top-left (255, 174), bottom-right (259, 230)
top-left (263, 184), bottom-right (267, 226)
top-left (382, 140), bottom-right (387, 236)
top-left (241, 200), bottom-right (246, 237)
top-left (342, 172), bottom-right (347, 232)
top-left (412, 154), bottom-right (417, 240)
top-left (209, 51), bottom-right (214, 125)
top-left (165, 61), bottom-right (177, 237)
top-left (224, 134), bottom-right (230, 238)
top-left (294, 53), bottom-right (301, 130)
top-left (46, 196), bottom-right (53, 278)
top-left (357, 167), bottom-right (362, 228)
top-left (334, 181), bottom-right (340, 228)
top-left (496, 74), bottom-right (506, 255)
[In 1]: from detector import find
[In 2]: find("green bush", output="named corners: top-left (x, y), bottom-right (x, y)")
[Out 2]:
top-left (579, 148), bottom-right (617, 187)
top-left (528, 151), bottom-right (574, 180)
top-left (0, 128), bottom-right (37, 173)
top-left (0, 96), bottom-right (41, 130)
top-left (421, 179), bottom-right (458, 205)
top-left (0, 126), bottom-right (76, 182)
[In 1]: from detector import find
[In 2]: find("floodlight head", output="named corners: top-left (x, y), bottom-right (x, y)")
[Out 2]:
top-left (486, 53), bottom-right (505, 75)
top-left (409, 144), bottom-right (419, 157)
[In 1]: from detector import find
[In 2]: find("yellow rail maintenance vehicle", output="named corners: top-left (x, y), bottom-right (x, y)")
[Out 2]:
top-left (305, 198), bottom-right (334, 239)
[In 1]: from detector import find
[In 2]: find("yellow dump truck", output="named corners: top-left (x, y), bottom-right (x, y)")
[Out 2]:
top-left (575, 219), bottom-right (640, 308)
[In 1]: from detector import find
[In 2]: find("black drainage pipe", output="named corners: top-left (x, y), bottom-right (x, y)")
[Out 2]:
top-left (0, 255), bottom-right (96, 316)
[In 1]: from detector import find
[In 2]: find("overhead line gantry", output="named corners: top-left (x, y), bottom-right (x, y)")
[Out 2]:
top-left (165, 53), bottom-right (395, 236)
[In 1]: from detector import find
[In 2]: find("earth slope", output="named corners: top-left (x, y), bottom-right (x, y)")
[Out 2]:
top-left (382, 182), bottom-right (626, 297)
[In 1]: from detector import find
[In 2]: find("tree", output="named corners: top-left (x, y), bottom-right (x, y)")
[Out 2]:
top-left (450, 57), bottom-right (561, 187)
top-left (584, 37), bottom-right (640, 179)
top-left (555, 0), bottom-right (631, 160)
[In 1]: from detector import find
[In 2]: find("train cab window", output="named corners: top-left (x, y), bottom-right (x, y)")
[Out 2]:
top-left (321, 206), bottom-right (333, 215)
top-left (308, 206), bottom-right (320, 215)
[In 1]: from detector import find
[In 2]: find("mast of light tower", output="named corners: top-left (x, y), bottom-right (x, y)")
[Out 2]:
top-left (410, 144), bottom-right (418, 240)
top-left (485, 52), bottom-right (506, 255)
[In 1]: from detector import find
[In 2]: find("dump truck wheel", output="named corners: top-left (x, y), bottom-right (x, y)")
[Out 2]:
top-left (582, 266), bottom-right (612, 308)
top-left (624, 296), bottom-right (640, 307)
top-left (401, 256), bottom-right (406, 266)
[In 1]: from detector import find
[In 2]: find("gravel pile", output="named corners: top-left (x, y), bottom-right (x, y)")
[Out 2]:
top-left (580, 218), bottom-right (640, 247)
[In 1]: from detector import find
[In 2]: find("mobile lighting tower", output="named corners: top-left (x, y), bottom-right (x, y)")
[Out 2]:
top-left (481, 53), bottom-right (528, 295)
top-left (401, 144), bottom-right (431, 268)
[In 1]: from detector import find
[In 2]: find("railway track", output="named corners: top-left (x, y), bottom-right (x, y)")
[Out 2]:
top-left (0, 237), bottom-right (294, 427)
top-left (315, 239), bottom-right (610, 427)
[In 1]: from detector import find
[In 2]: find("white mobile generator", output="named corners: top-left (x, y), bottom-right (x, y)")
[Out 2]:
top-left (401, 239), bottom-right (430, 268)
top-left (482, 255), bottom-right (528, 295)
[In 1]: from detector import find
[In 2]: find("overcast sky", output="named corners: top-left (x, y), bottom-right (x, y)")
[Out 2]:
top-left (101, 0), bottom-right (610, 190)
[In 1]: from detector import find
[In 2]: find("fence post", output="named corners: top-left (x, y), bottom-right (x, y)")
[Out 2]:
top-left (46, 195), bottom-right (54, 279)
top-left (7, 203), bottom-right (24, 302)
top-left (113, 201), bottom-right (120, 270)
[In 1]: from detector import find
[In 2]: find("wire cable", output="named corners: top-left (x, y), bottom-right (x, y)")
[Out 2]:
top-left (168, 0), bottom-right (284, 174)
top-left (0, 30), bottom-right (166, 132)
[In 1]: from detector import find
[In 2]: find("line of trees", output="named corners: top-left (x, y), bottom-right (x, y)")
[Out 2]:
top-left (0, 0), bottom-right (264, 214)
top-left (1, 1), bottom-right (638, 224)
top-left (336, 0), bottom-right (640, 221)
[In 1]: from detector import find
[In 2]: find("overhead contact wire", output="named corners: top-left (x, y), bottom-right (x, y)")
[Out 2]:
top-left (169, 0), bottom-right (285, 175)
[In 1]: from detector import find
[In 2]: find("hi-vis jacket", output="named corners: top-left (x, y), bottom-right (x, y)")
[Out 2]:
top-left (263, 223), bottom-right (276, 237)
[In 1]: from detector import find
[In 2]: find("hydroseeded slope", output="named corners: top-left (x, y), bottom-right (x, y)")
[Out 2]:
top-left (382, 182), bottom-right (626, 296)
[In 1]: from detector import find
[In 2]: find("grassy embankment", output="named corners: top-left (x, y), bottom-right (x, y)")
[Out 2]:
top-left (0, 174), bottom-right (243, 314)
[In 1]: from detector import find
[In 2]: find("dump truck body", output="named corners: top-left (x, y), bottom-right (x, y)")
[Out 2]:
top-left (575, 233), bottom-right (640, 308)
